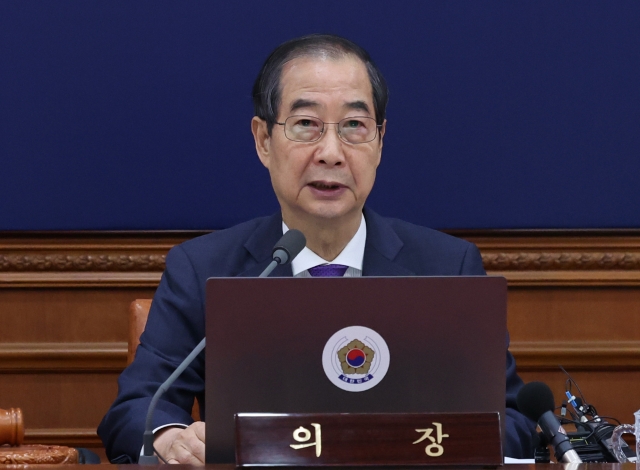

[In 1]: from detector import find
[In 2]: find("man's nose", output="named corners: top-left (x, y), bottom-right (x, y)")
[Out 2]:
top-left (314, 124), bottom-right (346, 166)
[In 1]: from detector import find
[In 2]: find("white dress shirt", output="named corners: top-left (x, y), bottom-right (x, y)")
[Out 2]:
top-left (283, 214), bottom-right (366, 278)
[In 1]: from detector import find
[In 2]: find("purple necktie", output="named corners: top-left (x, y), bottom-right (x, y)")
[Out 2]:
top-left (308, 264), bottom-right (349, 277)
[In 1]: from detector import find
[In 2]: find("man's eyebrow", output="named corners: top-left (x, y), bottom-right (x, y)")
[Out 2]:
top-left (289, 99), bottom-right (372, 114)
top-left (344, 100), bottom-right (371, 114)
top-left (290, 99), bottom-right (320, 113)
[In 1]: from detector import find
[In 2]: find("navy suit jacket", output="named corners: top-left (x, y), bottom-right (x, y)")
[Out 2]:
top-left (97, 208), bottom-right (536, 462)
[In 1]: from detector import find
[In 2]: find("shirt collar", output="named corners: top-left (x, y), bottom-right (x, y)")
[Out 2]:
top-left (282, 214), bottom-right (367, 276)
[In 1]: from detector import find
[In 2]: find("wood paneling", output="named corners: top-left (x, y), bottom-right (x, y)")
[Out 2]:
top-left (0, 342), bottom-right (125, 372)
top-left (0, 288), bottom-right (153, 343)
top-left (1, 230), bottom-right (640, 453)
top-left (458, 229), bottom-right (640, 286)
top-left (0, 373), bottom-right (120, 448)
top-left (463, 230), bottom-right (640, 424)
top-left (506, 287), bottom-right (640, 342)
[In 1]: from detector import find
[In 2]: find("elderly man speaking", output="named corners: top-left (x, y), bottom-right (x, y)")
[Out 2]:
top-left (98, 34), bottom-right (535, 464)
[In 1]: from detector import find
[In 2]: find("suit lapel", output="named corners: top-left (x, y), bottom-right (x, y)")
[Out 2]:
top-left (362, 207), bottom-right (415, 277)
top-left (238, 213), bottom-right (293, 277)
top-left (236, 208), bottom-right (413, 277)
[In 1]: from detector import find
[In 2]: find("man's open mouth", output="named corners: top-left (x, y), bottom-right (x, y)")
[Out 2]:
top-left (309, 181), bottom-right (343, 190)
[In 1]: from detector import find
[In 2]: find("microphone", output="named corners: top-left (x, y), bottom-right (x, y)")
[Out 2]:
top-left (517, 382), bottom-right (582, 463)
top-left (138, 230), bottom-right (306, 464)
top-left (259, 229), bottom-right (306, 277)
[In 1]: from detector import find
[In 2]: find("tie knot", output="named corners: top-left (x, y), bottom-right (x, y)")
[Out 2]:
top-left (308, 264), bottom-right (348, 277)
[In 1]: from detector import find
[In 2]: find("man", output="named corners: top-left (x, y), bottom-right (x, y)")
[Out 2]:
top-left (98, 34), bottom-right (535, 464)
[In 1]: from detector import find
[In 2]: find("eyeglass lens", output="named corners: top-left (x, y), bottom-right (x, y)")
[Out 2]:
top-left (284, 116), bottom-right (377, 143)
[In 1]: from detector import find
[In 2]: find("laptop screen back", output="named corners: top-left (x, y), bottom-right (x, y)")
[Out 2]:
top-left (205, 276), bottom-right (507, 463)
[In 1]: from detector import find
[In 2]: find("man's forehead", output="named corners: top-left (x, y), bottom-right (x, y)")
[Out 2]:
top-left (279, 56), bottom-right (374, 113)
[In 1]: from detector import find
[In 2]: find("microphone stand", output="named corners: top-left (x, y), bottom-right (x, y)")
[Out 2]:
top-left (139, 338), bottom-right (206, 464)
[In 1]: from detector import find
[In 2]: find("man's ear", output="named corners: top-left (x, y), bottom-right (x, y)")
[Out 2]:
top-left (376, 119), bottom-right (387, 162)
top-left (252, 116), bottom-right (271, 168)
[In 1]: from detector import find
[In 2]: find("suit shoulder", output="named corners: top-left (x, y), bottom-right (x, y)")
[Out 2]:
top-left (379, 216), bottom-right (484, 275)
top-left (383, 216), bottom-right (475, 252)
top-left (177, 216), bottom-right (270, 254)
top-left (164, 216), bottom-right (272, 277)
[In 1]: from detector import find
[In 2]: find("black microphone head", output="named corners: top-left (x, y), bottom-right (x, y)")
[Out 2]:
top-left (517, 381), bottom-right (556, 422)
top-left (272, 229), bottom-right (306, 264)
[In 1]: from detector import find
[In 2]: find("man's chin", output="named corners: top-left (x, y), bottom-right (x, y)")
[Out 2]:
top-left (296, 202), bottom-right (362, 223)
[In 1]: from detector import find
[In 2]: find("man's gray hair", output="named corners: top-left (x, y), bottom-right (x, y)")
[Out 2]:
top-left (252, 34), bottom-right (389, 134)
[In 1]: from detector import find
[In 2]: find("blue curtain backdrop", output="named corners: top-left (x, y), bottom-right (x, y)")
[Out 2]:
top-left (1, 1), bottom-right (638, 230)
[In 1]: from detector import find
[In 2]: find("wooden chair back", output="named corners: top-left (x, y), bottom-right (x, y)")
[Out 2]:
top-left (128, 299), bottom-right (153, 365)
top-left (127, 299), bottom-right (200, 420)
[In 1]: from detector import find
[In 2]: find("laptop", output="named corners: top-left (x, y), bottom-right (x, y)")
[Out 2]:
top-left (205, 276), bottom-right (507, 463)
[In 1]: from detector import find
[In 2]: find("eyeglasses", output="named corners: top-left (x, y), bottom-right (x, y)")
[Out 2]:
top-left (275, 115), bottom-right (381, 144)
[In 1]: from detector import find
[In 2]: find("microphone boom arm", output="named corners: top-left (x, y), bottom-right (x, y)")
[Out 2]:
top-left (139, 337), bottom-right (206, 464)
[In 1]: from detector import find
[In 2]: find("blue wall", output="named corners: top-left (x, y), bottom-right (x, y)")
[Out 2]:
top-left (2, 1), bottom-right (639, 230)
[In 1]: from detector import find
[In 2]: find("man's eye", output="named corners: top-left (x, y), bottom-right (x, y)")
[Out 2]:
top-left (345, 120), bottom-right (364, 128)
top-left (296, 119), bottom-right (318, 128)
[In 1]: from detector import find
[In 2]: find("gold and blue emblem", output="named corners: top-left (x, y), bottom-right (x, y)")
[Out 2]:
top-left (322, 326), bottom-right (390, 392)
top-left (337, 339), bottom-right (375, 383)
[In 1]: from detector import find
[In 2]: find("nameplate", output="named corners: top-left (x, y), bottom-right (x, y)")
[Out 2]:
top-left (235, 412), bottom-right (502, 467)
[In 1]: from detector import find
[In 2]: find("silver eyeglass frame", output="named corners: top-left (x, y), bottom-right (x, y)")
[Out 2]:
top-left (274, 115), bottom-right (382, 144)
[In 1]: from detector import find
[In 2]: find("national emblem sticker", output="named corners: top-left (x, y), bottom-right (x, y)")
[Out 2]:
top-left (322, 326), bottom-right (390, 392)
